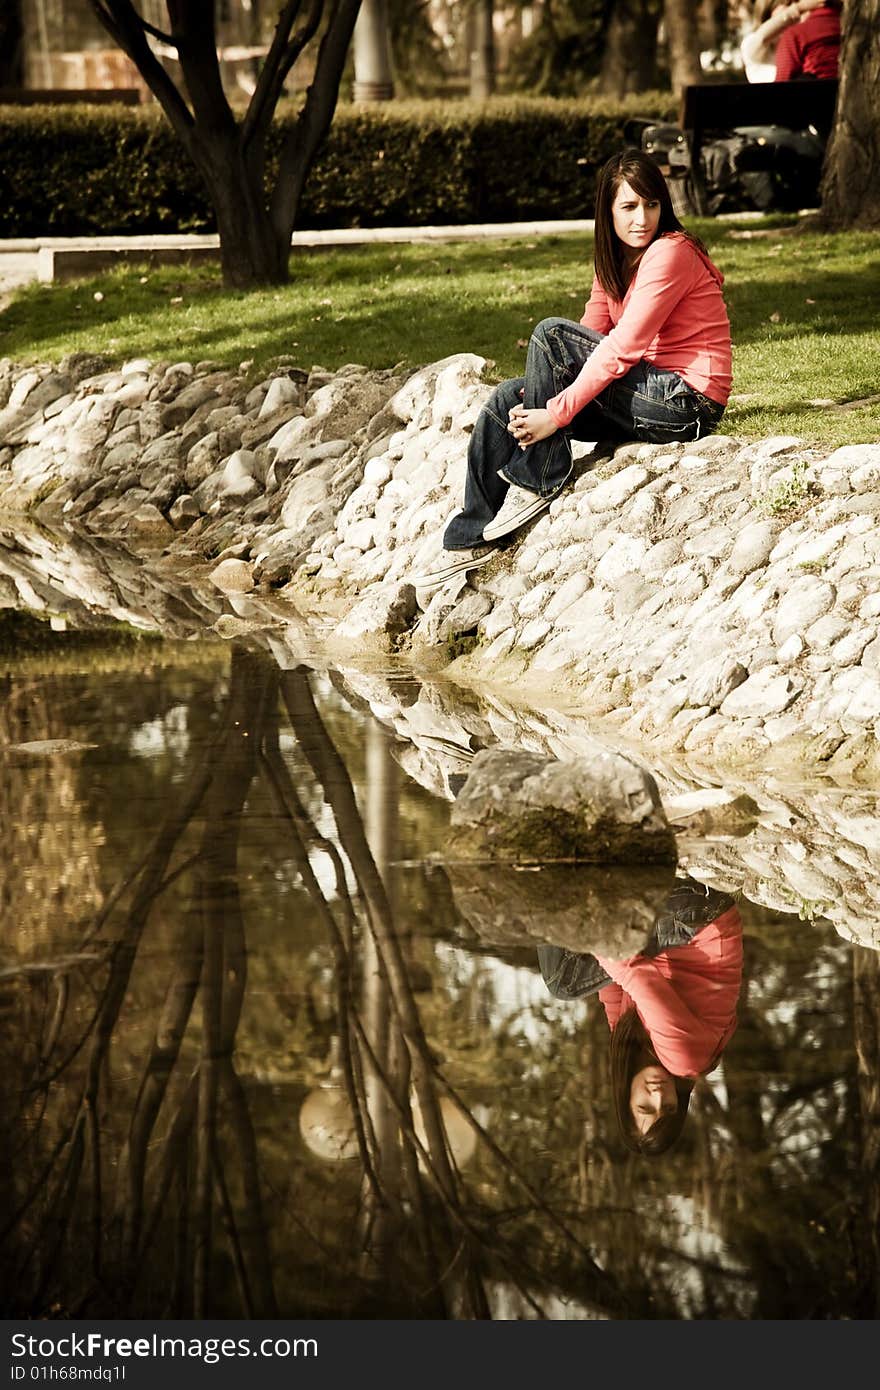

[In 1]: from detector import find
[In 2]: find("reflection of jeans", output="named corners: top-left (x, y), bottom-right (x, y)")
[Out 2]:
top-left (443, 317), bottom-right (726, 550)
top-left (538, 878), bottom-right (736, 1001)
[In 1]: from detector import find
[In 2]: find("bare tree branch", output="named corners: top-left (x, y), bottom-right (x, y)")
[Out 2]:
top-left (242, 0), bottom-right (304, 148)
top-left (88, 0), bottom-right (196, 140)
top-left (271, 0), bottom-right (362, 234)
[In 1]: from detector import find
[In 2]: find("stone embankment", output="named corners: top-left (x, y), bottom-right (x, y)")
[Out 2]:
top-left (3, 349), bottom-right (880, 787)
top-left (1, 343), bottom-right (880, 951)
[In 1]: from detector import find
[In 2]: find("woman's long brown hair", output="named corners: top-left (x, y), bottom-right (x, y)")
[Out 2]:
top-left (609, 1006), bottom-right (694, 1156)
top-left (593, 147), bottom-right (710, 303)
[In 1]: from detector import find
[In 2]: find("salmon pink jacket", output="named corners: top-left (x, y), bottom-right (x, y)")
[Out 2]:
top-left (593, 905), bottom-right (743, 1078)
top-left (546, 232), bottom-right (732, 430)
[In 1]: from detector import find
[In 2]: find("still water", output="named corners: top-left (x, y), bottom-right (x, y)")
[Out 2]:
top-left (0, 628), bottom-right (877, 1320)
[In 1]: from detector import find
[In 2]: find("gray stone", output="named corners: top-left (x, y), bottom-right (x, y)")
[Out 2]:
top-left (772, 577), bottom-right (836, 646)
top-left (209, 558), bottom-right (255, 593)
top-left (690, 658), bottom-right (749, 710)
top-left (720, 666), bottom-right (802, 718)
top-left (169, 494), bottom-right (202, 529)
top-left (160, 380), bottom-right (220, 430)
top-left (727, 519), bottom-right (778, 576)
top-left (59, 352), bottom-right (112, 384)
top-left (447, 747), bottom-right (676, 864)
top-left (259, 376), bottom-right (302, 417)
top-left (127, 504), bottom-right (174, 540)
top-left (185, 431), bottom-right (222, 488)
top-left (332, 582), bottom-right (418, 645)
top-left (446, 860), bottom-right (677, 956)
top-left (139, 432), bottom-right (182, 469)
top-left (26, 373), bottom-right (73, 415)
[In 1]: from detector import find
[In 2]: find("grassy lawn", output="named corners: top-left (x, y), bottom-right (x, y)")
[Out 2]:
top-left (1, 216), bottom-right (877, 445)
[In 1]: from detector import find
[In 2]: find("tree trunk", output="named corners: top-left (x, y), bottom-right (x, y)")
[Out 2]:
top-left (194, 139), bottom-right (288, 287)
top-left (353, 0), bottom-right (395, 100)
top-left (0, 0), bottom-right (24, 88)
top-left (664, 0), bottom-right (703, 94)
top-left (598, 0), bottom-right (661, 96)
top-left (820, 0), bottom-right (880, 229)
top-left (213, 187), bottom-right (289, 288)
top-left (89, 0), bottom-right (362, 289)
top-left (469, 0), bottom-right (495, 100)
top-left (696, 0), bottom-right (725, 52)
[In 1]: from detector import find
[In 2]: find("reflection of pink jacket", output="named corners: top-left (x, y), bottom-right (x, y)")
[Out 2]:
top-left (546, 232), bottom-right (732, 429)
top-left (594, 906), bottom-right (743, 1078)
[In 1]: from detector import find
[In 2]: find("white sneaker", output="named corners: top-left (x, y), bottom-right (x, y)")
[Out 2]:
top-left (483, 483), bottom-right (559, 542)
top-left (410, 545), bottom-right (497, 595)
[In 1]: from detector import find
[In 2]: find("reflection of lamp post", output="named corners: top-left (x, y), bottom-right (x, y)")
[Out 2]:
top-left (298, 1083), bottom-right (360, 1162)
top-left (298, 1061), bottom-right (477, 1171)
top-left (298, 1042), bottom-right (359, 1163)
top-left (413, 1096), bottom-right (477, 1172)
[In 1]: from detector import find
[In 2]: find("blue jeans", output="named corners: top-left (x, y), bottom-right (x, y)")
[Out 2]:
top-left (443, 316), bottom-right (726, 550)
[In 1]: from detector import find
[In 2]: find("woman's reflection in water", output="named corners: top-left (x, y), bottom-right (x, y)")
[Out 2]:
top-left (539, 877), bottom-right (743, 1156)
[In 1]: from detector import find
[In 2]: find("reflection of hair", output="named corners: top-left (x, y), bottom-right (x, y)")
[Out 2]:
top-left (609, 1007), bottom-right (694, 1156)
top-left (593, 148), bottom-right (709, 302)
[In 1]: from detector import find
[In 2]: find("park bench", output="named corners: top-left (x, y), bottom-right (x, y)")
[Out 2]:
top-left (680, 77), bottom-right (838, 214)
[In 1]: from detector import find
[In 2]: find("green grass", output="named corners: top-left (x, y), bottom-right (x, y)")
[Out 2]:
top-left (1, 215), bottom-right (878, 444)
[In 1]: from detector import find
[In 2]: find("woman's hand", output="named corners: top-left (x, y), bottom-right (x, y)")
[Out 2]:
top-left (507, 405), bottom-right (557, 449)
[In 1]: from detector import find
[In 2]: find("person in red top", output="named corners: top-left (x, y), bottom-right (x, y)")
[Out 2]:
top-left (414, 148), bottom-right (732, 594)
top-left (774, 0), bottom-right (841, 80)
top-left (538, 877), bottom-right (743, 1156)
top-left (594, 901), bottom-right (743, 1155)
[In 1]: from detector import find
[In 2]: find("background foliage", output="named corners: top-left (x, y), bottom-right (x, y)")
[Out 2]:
top-left (0, 94), bottom-right (678, 237)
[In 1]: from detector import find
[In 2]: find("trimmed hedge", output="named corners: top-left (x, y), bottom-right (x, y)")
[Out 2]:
top-left (0, 94), bottom-right (677, 237)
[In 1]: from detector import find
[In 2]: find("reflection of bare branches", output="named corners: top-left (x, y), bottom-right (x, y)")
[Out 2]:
top-left (2, 646), bottom-right (280, 1319)
top-left (276, 667), bottom-right (631, 1321)
top-left (259, 736), bottom-right (385, 1203)
top-left (40, 974), bottom-right (70, 1068)
top-left (280, 669), bottom-right (491, 1317)
top-left (22, 647), bottom-right (874, 1320)
top-left (853, 946), bottom-right (880, 1316)
top-left (217, 1061), bottom-right (277, 1317)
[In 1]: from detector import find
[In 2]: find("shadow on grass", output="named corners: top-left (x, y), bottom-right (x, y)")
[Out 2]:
top-left (0, 228), bottom-right (876, 420)
top-left (0, 254), bottom-right (580, 382)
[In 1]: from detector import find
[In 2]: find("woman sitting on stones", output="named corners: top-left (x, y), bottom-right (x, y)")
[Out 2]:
top-left (414, 148), bottom-right (731, 594)
top-left (540, 878), bottom-right (743, 1155)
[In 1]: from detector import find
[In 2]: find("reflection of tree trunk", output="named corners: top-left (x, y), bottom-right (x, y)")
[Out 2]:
top-left (598, 0), bottom-right (660, 96)
top-left (192, 647), bottom-right (276, 1318)
top-left (278, 673), bottom-right (629, 1319)
top-left (119, 908), bottom-right (203, 1262)
top-left (280, 672), bottom-right (461, 1202)
top-left (280, 670), bottom-right (489, 1318)
top-left (359, 724), bottom-right (405, 1273)
top-left (3, 646), bottom-right (288, 1315)
top-left (716, 959), bottom-right (790, 1318)
top-left (853, 946), bottom-right (880, 1316)
top-left (218, 1061), bottom-right (279, 1317)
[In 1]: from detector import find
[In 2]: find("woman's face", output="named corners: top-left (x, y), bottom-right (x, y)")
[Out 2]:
top-left (630, 1064), bottom-right (677, 1134)
top-left (611, 179), bottom-right (662, 253)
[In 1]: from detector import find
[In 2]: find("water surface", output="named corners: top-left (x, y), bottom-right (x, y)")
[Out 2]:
top-left (1, 620), bottom-right (877, 1320)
